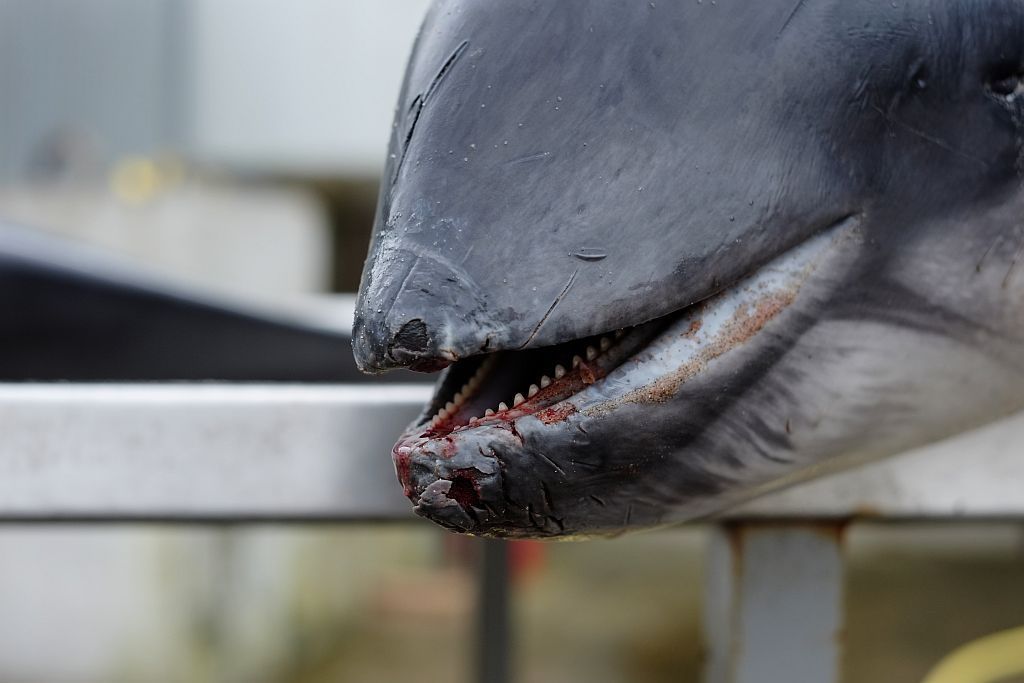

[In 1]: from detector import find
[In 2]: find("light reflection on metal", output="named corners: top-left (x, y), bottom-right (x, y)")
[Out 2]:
top-left (0, 383), bottom-right (1022, 521)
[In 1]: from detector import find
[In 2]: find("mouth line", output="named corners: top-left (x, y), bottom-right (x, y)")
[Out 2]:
top-left (407, 314), bottom-right (676, 440)
top-left (405, 212), bottom-right (863, 444)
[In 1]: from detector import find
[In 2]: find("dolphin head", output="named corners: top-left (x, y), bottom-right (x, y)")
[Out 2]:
top-left (355, 0), bottom-right (1024, 537)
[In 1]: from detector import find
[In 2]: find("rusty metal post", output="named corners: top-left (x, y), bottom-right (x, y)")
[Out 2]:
top-left (703, 522), bottom-right (846, 683)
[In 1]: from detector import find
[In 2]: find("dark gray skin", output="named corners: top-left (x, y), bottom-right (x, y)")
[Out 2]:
top-left (353, 0), bottom-right (1024, 538)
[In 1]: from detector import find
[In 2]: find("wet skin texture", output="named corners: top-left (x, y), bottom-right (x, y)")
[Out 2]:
top-left (354, 0), bottom-right (1024, 538)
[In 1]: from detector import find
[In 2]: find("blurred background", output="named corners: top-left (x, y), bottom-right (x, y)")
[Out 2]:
top-left (0, 2), bottom-right (1021, 682)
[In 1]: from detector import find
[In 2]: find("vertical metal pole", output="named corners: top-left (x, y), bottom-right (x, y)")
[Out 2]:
top-left (476, 539), bottom-right (511, 683)
top-left (703, 523), bottom-right (846, 683)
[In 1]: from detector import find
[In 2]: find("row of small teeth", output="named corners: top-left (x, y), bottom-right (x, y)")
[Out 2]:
top-left (429, 357), bottom-right (495, 427)
top-left (427, 331), bottom-right (623, 429)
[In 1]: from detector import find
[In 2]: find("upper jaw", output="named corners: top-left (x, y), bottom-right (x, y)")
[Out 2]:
top-left (392, 218), bottom-right (864, 537)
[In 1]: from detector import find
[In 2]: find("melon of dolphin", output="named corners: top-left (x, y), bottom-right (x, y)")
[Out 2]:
top-left (353, 0), bottom-right (1024, 538)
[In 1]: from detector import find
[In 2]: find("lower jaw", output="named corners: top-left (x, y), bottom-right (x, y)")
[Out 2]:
top-left (390, 219), bottom-right (860, 532)
top-left (397, 217), bottom-right (856, 447)
top-left (399, 214), bottom-right (861, 451)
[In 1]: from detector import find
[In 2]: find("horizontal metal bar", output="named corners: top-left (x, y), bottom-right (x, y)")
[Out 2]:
top-left (0, 384), bottom-right (1022, 521)
top-left (734, 412), bottom-right (1024, 519)
top-left (0, 384), bottom-right (428, 522)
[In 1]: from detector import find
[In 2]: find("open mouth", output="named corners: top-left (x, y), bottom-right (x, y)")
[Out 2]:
top-left (386, 215), bottom-right (859, 535)
top-left (406, 317), bottom-right (673, 440)
top-left (398, 214), bottom-right (860, 450)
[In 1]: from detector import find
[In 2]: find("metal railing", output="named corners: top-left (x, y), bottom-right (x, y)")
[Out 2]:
top-left (2, 383), bottom-right (1023, 682)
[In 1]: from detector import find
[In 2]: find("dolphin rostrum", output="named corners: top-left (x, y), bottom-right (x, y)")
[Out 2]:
top-left (353, 0), bottom-right (1024, 538)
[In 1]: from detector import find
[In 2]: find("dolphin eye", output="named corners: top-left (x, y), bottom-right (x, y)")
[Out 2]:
top-left (987, 65), bottom-right (1024, 100)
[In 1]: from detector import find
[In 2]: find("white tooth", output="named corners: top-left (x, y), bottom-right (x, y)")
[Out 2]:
top-left (445, 401), bottom-right (456, 413)
top-left (470, 417), bottom-right (479, 424)
top-left (600, 337), bottom-right (611, 351)
top-left (498, 402), bottom-right (509, 412)
top-left (438, 408), bottom-right (449, 420)
top-left (528, 384), bottom-right (539, 397)
top-left (454, 392), bottom-right (464, 404)
top-left (485, 408), bottom-right (495, 416)
top-left (586, 346), bottom-right (598, 361)
top-left (572, 355), bottom-right (582, 368)
top-left (540, 375), bottom-right (551, 388)
top-left (513, 393), bottom-right (526, 407)
top-left (554, 364), bottom-right (566, 379)
top-left (614, 329), bottom-right (624, 339)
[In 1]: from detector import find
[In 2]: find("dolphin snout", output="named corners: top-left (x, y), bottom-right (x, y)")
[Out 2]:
top-left (352, 248), bottom-right (501, 373)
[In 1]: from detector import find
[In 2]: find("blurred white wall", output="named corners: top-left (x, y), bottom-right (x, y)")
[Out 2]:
top-left (0, 183), bottom-right (333, 302)
top-left (189, 0), bottom-right (430, 176)
top-left (0, 0), bottom-right (183, 181)
top-left (0, 1), bottom-right (433, 297)
top-left (0, 4), bottom-right (434, 681)
top-left (0, 0), bottom-right (430, 181)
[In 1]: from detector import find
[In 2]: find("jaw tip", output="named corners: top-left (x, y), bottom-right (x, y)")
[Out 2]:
top-left (351, 311), bottom-right (451, 373)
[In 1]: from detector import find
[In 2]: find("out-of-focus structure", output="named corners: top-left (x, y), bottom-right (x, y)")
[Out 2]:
top-left (0, 3), bottom-right (1021, 683)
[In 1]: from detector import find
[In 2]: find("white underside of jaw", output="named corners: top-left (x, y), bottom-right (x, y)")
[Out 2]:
top-left (537, 218), bottom-right (866, 419)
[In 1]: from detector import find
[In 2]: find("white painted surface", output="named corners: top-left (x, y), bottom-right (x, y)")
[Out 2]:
top-left (0, 383), bottom-right (1021, 520)
top-left (0, 384), bottom-right (428, 520)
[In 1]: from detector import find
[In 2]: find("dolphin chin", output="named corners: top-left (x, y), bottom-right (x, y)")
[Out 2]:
top-left (392, 217), bottom-right (862, 537)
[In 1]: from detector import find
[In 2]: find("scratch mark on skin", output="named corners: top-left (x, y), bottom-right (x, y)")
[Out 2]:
top-left (394, 257), bottom-right (419, 299)
top-left (570, 458), bottom-right (601, 471)
top-left (393, 40), bottom-right (470, 182)
top-left (871, 105), bottom-right (991, 169)
top-left (976, 235), bottom-right (1001, 273)
top-left (851, 67), bottom-right (873, 107)
top-left (535, 451), bottom-right (567, 476)
top-left (1002, 228), bottom-right (1024, 289)
top-left (520, 268), bottom-right (579, 348)
top-left (396, 244), bottom-right (488, 299)
top-left (777, 0), bottom-right (808, 37)
top-left (589, 495), bottom-right (607, 506)
top-left (424, 40), bottom-right (470, 101)
top-left (505, 151), bottom-right (552, 165)
top-left (540, 482), bottom-right (556, 513)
